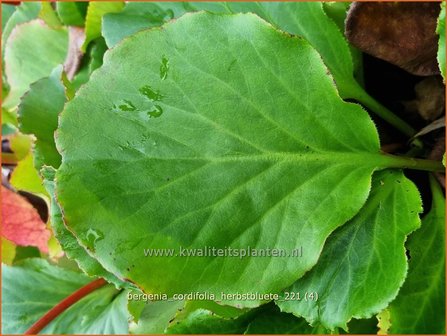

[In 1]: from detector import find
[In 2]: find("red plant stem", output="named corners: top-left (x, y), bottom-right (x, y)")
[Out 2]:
top-left (24, 278), bottom-right (107, 335)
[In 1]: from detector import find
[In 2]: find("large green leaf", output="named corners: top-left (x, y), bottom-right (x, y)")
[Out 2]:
top-left (41, 166), bottom-right (126, 287)
top-left (277, 170), bottom-right (422, 331)
top-left (3, 20), bottom-right (68, 109)
top-left (100, 2), bottom-right (415, 136)
top-left (1, 258), bottom-right (130, 334)
top-left (56, 12), bottom-right (420, 308)
top-left (18, 66), bottom-right (65, 170)
top-left (388, 176), bottom-right (445, 334)
top-left (223, 2), bottom-right (415, 135)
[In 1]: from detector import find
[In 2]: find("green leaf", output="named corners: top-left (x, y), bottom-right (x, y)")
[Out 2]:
top-left (41, 166), bottom-right (126, 288)
top-left (277, 170), bottom-right (422, 331)
top-left (10, 153), bottom-right (47, 195)
top-left (437, 2), bottom-right (446, 80)
top-left (165, 307), bottom-right (254, 334)
top-left (82, 1), bottom-right (124, 52)
top-left (1, 258), bottom-right (89, 334)
top-left (1, 258), bottom-right (130, 334)
top-left (1, 238), bottom-right (16, 265)
top-left (2, 107), bottom-right (17, 127)
top-left (322, 2), bottom-right (364, 86)
top-left (18, 66), bottom-right (65, 170)
top-left (39, 2), bottom-right (62, 29)
top-left (3, 20), bottom-right (68, 109)
top-left (88, 37), bottom-right (108, 73)
top-left (1, 2), bottom-right (40, 54)
top-left (3, 132), bottom-right (31, 164)
top-left (129, 300), bottom-right (185, 334)
top-left (388, 176), bottom-right (445, 334)
top-left (100, 2), bottom-right (415, 136)
top-left (42, 286), bottom-right (130, 334)
top-left (56, 12), bottom-right (420, 308)
top-left (70, 37), bottom-right (107, 90)
top-left (342, 318), bottom-right (378, 335)
top-left (1, 4), bottom-right (16, 31)
top-left (56, 2), bottom-right (88, 27)
top-left (103, 2), bottom-right (187, 48)
top-left (322, 2), bottom-right (350, 32)
top-left (223, 2), bottom-right (414, 135)
top-left (245, 304), bottom-right (323, 334)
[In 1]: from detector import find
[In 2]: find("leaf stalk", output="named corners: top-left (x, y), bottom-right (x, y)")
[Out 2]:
top-left (24, 278), bottom-right (107, 335)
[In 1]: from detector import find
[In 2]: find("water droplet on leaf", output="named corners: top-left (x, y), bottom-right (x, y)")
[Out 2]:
top-left (148, 105), bottom-right (163, 118)
top-left (139, 85), bottom-right (163, 101)
top-left (117, 100), bottom-right (137, 112)
top-left (85, 228), bottom-right (104, 252)
top-left (160, 55), bottom-right (169, 80)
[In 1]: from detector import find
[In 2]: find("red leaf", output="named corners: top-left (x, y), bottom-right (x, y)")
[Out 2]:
top-left (1, 186), bottom-right (50, 253)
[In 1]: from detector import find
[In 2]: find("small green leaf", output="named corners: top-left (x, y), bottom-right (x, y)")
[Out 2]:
top-left (18, 66), bottom-right (65, 170)
top-left (41, 166), bottom-right (126, 288)
top-left (388, 176), bottom-right (445, 334)
top-left (3, 20), bottom-right (68, 109)
top-left (82, 1), bottom-right (124, 51)
top-left (437, 2), bottom-right (446, 80)
top-left (277, 170), bottom-right (422, 331)
top-left (39, 2), bottom-right (62, 29)
top-left (10, 153), bottom-right (47, 195)
top-left (56, 2), bottom-right (88, 27)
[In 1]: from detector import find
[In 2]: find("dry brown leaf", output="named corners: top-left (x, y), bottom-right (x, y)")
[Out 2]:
top-left (346, 2), bottom-right (441, 76)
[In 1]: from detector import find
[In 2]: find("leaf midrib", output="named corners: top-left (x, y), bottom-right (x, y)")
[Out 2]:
top-left (68, 151), bottom-right (389, 166)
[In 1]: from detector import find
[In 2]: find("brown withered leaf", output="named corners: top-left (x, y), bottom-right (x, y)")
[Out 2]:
top-left (403, 76), bottom-right (445, 121)
top-left (346, 2), bottom-right (441, 76)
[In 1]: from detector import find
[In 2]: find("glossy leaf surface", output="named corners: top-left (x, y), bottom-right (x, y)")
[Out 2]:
top-left (277, 170), bottom-right (422, 330)
top-left (56, 12), bottom-right (407, 307)
top-left (388, 176), bottom-right (445, 334)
